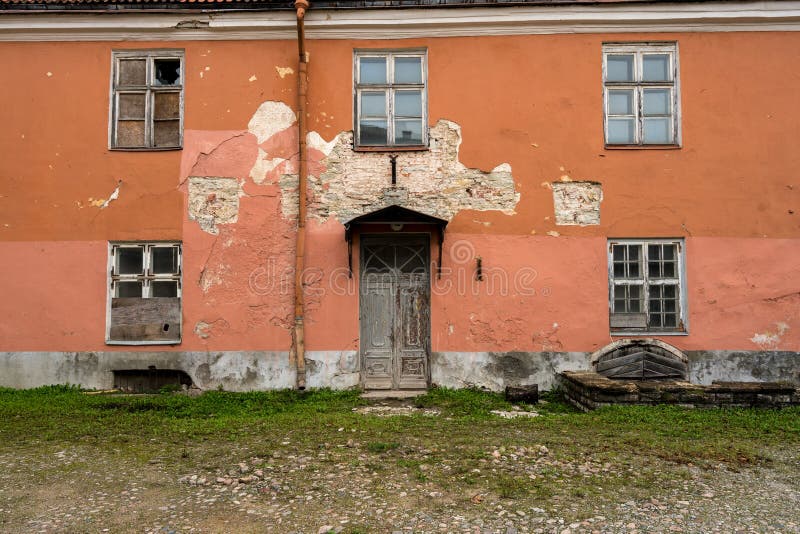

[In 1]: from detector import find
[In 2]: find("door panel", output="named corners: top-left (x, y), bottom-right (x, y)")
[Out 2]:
top-left (360, 236), bottom-right (430, 390)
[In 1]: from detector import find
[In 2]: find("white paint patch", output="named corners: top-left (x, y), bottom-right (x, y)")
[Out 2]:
top-left (89, 181), bottom-right (121, 209)
top-left (248, 74), bottom-right (257, 82)
top-left (247, 101), bottom-right (297, 144)
top-left (307, 131), bottom-right (343, 156)
top-left (552, 181), bottom-right (603, 226)
top-left (249, 148), bottom-right (286, 185)
top-left (275, 66), bottom-right (294, 79)
top-left (750, 322), bottom-right (789, 350)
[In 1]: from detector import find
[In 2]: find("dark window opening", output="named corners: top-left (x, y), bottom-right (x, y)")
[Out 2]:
top-left (154, 59), bottom-right (181, 86)
top-left (113, 369), bottom-right (192, 393)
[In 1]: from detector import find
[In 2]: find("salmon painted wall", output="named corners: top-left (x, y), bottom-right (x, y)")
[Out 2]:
top-left (1, 32), bottom-right (799, 354)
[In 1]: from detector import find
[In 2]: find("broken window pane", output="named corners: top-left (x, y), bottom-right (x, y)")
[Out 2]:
top-left (394, 119), bottom-right (423, 145)
top-left (154, 120), bottom-right (180, 147)
top-left (151, 280), bottom-right (179, 298)
top-left (360, 92), bottom-right (386, 117)
top-left (154, 59), bottom-right (181, 86)
top-left (117, 247), bottom-right (144, 274)
top-left (118, 59), bottom-right (146, 86)
top-left (359, 57), bottom-right (386, 84)
top-left (359, 119), bottom-right (388, 145)
top-left (117, 120), bottom-right (146, 147)
top-left (152, 247), bottom-right (179, 274)
top-left (116, 281), bottom-right (143, 298)
top-left (394, 57), bottom-right (422, 84)
top-left (118, 93), bottom-right (146, 119)
top-left (606, 55), bottom-right (634, 82)
top-left (153, 92), bottom-right (180, 120)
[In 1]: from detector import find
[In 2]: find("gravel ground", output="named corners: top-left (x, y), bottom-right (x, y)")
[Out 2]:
top-left (1, 437), bottom-right (798, 533)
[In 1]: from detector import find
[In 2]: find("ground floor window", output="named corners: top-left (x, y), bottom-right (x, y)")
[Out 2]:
top-left (608, 239), bottom-right (686, 334)
top-left (107, 242), bottom-right (182, 344)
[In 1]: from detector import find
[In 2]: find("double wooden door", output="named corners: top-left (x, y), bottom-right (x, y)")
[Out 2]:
top-left (360, 235), bottom-right (430, 390)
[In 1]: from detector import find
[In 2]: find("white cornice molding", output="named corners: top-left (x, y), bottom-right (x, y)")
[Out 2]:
top-left (1, 2), bottom-right (800, 42)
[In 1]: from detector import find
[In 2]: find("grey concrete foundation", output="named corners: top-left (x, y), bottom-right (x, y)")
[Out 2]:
top-left (0, 349), bottom-right (797, 391)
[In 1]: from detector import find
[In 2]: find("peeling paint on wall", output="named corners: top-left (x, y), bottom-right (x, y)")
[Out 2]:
top-left (188, 177), bottom-right (241, 234)
top-left (302, 120), bottom-right (519, 222)
top-left (552, 181), bottom-right (602, 226)
top-left (751, 321), bottom-right (790, 349)
top-left (247, 101), bottom-right (297, 144)
top-left (88, 180), bottom-right (122, 209)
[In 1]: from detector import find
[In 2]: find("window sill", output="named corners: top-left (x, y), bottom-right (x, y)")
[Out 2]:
top-left (353, 145), bottom-right (429, 153)
top-left (611, 331), bottom-right (688, 337)
top-left (109, 146), bottom-right (183, 152)
top-left (106, 339), bottom-right (182, 346)
top-left (604, 144), bottom-right (681, 150)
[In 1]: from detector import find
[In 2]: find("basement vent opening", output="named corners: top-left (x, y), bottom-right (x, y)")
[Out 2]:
top-left (113, 368), bottom-right (193, 393)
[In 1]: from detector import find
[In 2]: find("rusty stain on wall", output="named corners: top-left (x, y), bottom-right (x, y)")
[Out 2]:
top-left (188, 177), bottom-right (241, 234)
top-left (552, 181), bottom-right (602, 226)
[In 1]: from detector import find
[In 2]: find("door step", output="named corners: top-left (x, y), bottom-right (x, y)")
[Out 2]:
top-left (361, 389), bottom-right (427, 400)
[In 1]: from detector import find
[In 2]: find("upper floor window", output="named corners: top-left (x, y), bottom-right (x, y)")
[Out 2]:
top-left (110, 50), bottom-right (184, 149)
top-left (603, 43), bottom-right (679, 147)
top-left (608, 239), bottom-right (686, 334)
top-left (354, 49), bottom-right (427, 149)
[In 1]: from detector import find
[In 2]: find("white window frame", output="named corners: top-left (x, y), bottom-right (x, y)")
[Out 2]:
top-left (109, 49), bottom-right (184, 150)
top-left (353, 48), bottom-right (428, 149)
top-left (106, 242), bottom-right (182, 345)
top-left (602, 42), bottom-right (681, 147)
top-left (608, 238), bottom-right (688, 335)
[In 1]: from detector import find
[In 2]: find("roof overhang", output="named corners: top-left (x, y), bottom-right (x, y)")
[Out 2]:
top-left (343, 204), bottom-right (448, 278)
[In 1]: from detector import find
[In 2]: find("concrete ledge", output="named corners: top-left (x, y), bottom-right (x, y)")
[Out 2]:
top-left (560, 371), bottom-right (800, 411)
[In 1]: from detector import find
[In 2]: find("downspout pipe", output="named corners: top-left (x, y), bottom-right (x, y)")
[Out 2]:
top-left (294, 0), bottom-right (310, 390)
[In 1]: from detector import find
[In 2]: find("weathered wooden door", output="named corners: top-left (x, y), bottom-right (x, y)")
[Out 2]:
top-left (360, 235), bottom-right (430, 390)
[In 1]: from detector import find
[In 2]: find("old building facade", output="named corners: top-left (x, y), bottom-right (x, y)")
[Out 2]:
top-left (1, 0), bottom-right (798, 391)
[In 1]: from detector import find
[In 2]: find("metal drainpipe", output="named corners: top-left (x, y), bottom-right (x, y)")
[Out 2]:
top-left (293, 0), bottom-right (310, 390)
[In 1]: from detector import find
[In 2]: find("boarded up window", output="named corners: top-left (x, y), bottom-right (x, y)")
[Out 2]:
top-left (108, 243), bottom-right (182, 344)
top-left (111, 51), bottom-right (183, 149)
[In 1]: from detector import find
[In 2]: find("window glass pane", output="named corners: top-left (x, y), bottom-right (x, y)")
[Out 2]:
top-left (663, 262), bottom-right (676, 278)
top-left (118, 94), bottom-right (146, 120)
top-left (643, 89), bottom-right (670, 115)
top-left (117, 120), bottom-right (146, 147)
top-left (649, 261), bottom-right (662, 278)
top-left (608, 90), bottom-right (633, 115)
top-left (629, 245), bottom-right (640, 260)
top-left (118, 59), bottom-right (146, 86)
top-left (154, 92), bottom-right (180, 120)
top-left (116, 281), bottom-right (143, 298)
top-left (117, 247), bottom-right (144, 274)
top-left (360, 92), bottom-right (386, 117)
top-left (359, 57), bottom-right (387, 84)
top-left (607, 118), bottom-right (635, 144)
top-left (663, 314), bottom-right (677, 327)
top-left (642, 54), bottom-right (670, 81)
top-left (152, 247), bottom-right (179, 274)
top-left (395, 90), bottom-right (422, 117)
top-left (648, 244), bottom-right (661, 260)
top-left (394, 57), bottom-right (422, 84)
top-left (154, 59), bottom-right (181, 86)
top-left (394, 119), bottom-right (423, 145)
top-left (663, 245), bottom-right (675, 260)
top-left (152, 281), bottom-right (179, 298)
top-left (359, 119), bottom-right (388, 145)
top-left (629, 262), bottom-right (640, 278)
top-left (606, 55), bottom-right (634, 82)
top-left (643, 118), bottom-right (672, 144)
top-left (649, 314), bottom-right (662, 328)
top-left (613, 263), bottom-right (625, 277)
top-left (612, 245), bottom-right (625, 261)
top-left (154, 120), bottom-right (180, 147)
